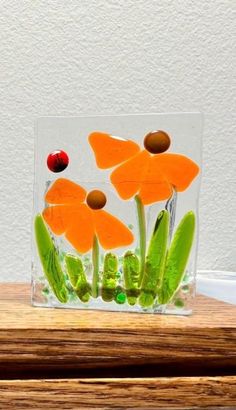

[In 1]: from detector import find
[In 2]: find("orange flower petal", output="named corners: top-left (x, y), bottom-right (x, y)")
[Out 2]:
top-left (45, 178), bottom-right (87, 205)
top-left (93, 210), bottom-right (134, 250)
top-left (110, 150), bottom-right (150, 200)
top-left (43, 204), bottom-right (95, 253)
top-left (89, 132), bottom-right (140, 169)
top-left (155, 153), bottom-right (200, 192)
top-left (139, 182), bottom-right (172, 205)
top-left (43, 205), bottom-right (72, 235)
top-left (139, 156), bottom-right (172, 205)
top-left (65, 205), bottom-right (95, 253)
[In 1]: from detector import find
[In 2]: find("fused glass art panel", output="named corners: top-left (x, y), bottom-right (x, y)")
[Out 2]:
top-left (32, 113), bottom-right (202, 315)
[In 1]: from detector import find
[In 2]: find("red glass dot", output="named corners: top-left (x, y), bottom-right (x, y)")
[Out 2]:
top-left (47, 150), bottom-right (69, 173)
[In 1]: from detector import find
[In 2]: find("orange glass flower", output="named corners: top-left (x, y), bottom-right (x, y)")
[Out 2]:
top-left (42, 178), bottom-right (134, 253)
top-left (89, 131), bottom-right (200, 205)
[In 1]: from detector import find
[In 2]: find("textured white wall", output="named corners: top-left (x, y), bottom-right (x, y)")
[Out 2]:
top-left (0, 1), bottom-right (235, 282)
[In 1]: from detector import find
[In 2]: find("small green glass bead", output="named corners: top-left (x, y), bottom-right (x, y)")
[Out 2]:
top-left (116, 292), bottom-right (126, 304)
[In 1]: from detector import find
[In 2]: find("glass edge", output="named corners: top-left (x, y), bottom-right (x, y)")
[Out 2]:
top-left (34, 112), bottom-right (203, 121)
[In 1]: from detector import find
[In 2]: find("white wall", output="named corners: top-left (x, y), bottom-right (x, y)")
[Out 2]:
top-left (0, 1), bottom-right (235, 282)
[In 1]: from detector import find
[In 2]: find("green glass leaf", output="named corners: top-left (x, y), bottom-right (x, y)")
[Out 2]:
top-left (139, 210), bottom-right (169, 308)
top-left (101, 253), bottom-right (118, 302)
top-left (65, 254), bottom-right (91, 303)
top-left (158, 211), bottom-right (195, 305)
top-left (123, 251), bottom-right (140, 305)
top-left (34, 214), bottom-right (68, 303)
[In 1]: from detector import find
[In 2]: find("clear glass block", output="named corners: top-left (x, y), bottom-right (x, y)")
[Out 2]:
top-left (32, 113), bottom-right (202, 315)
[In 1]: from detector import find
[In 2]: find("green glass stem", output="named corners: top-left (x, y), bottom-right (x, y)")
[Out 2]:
top-left (92, 235), bottom-right (100, 298)
top-left (123, 250), bottom-right (140, 306)
top-left (101, 253), bottom-right (118, 302)
top-left (135, 195), bottom-right (146, 286)
top-left (65, 254), bottom-right (91, 303)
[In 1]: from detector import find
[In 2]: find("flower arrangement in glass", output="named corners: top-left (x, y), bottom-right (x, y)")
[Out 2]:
top-left (32, 113), bottom-right (202, 314)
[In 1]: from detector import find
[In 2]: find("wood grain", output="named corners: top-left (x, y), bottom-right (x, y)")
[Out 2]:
top-left (0, 376), bottom-right (235, 409)
top-left (0, 284), bottom-right (236, 378)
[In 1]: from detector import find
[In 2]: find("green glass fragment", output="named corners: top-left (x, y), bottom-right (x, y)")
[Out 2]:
top-left (65, 254), bottom-right (91, 303)
top-left (174, 298), bottom-right (185, 308)
top-left (116, 292), bottom-right (126, 304)
top-left (123, 251), bottom-right (140, 305)
top-left (101, 253), bottom-right (118, 302)
top-left (115, 287), bottom-right (126, 304)
top-left (34, 214), bottom-right (68, 303)
top-left (158, 211), bottom-right (195, 305)
top-left (139, 210), bottom-right (169, 308)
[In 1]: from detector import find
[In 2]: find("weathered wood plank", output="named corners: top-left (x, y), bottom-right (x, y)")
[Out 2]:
top-left (0, 376), bottom-right (235, 409)
top-left (0, 284), bottom-right (235, 376)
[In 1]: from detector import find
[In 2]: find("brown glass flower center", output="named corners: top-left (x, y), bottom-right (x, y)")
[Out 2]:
top-left (144, 130), bottom-right (171, 154)
top-left (86, 190), bottom-right (107, 210)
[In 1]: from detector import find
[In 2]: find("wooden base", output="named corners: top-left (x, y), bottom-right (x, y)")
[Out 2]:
top-left (0, 284), bottom-right (236, 409)
top-left (0, 377), bottom-right (236, 409)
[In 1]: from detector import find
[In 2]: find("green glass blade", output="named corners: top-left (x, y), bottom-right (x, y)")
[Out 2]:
top-left (158, 211), bottom-right (196, 305)
top-left (101, 253), bottom-right (118, 302)
top-left (34, 214), bottom-right (68, 303)
top-left (65, 254), bottom-right (91, 303)
top-left (123, 251), bottom-right (140, 305)
top-left (139, 210), bottom-right (169, 308)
